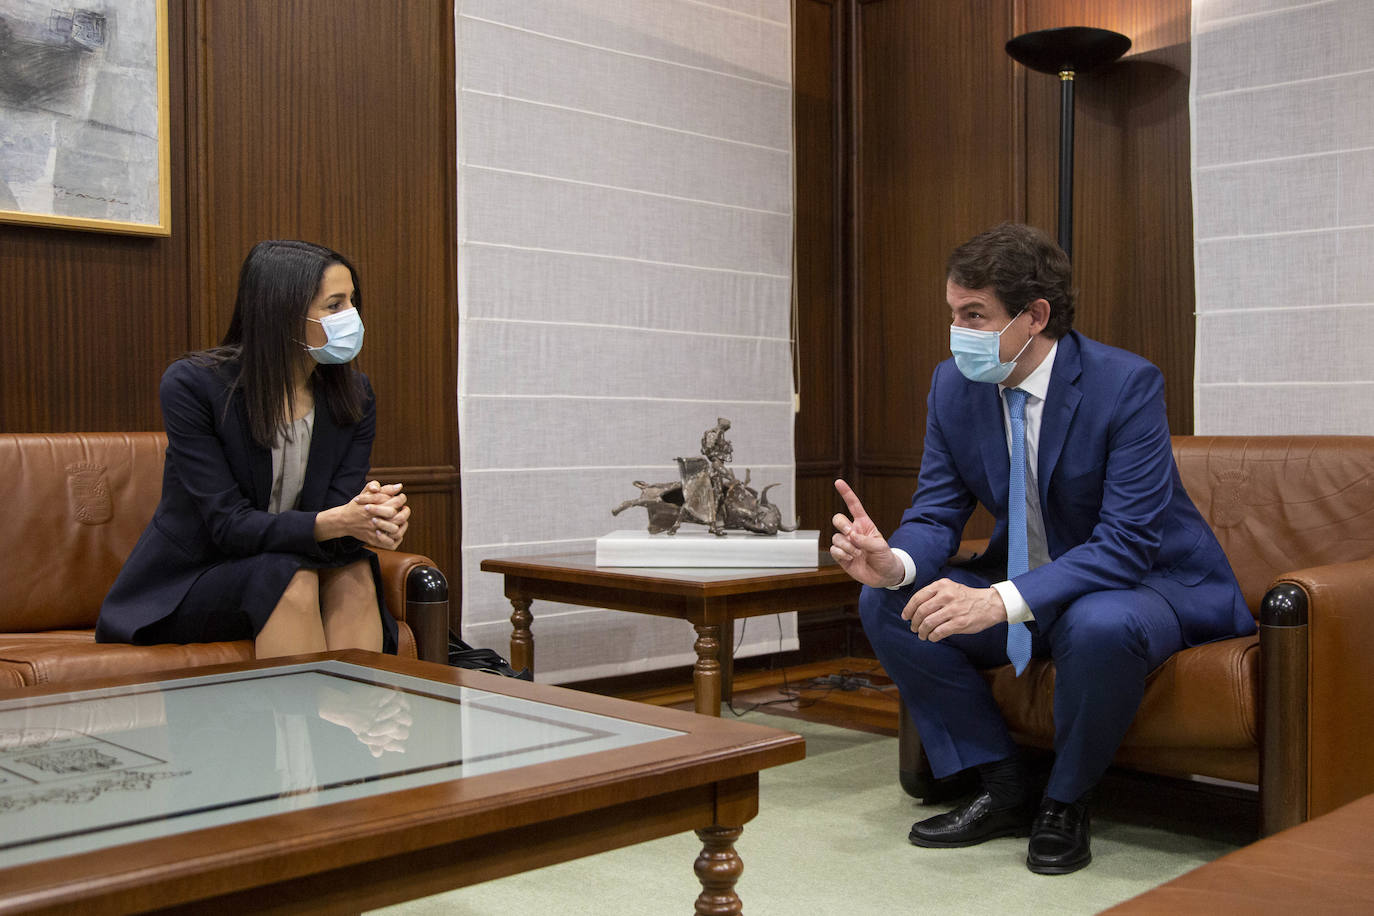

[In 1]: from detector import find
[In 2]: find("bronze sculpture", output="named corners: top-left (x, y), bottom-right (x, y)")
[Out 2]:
top-left (612, 418), bottom-right (795, 536)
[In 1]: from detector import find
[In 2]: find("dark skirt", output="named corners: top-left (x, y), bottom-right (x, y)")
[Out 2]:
top-left (132, 548), bottom-right (397, 653)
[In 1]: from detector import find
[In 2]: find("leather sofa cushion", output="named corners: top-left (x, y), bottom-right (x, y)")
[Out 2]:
top-left (0, 640), bottom-right (254, 688)
top-left (1113, 746), bottom-right (1258, 786)
top-left (0, 622), bottom-right (419, 688)
top-left (987, 634), bottom-right (1259, 750)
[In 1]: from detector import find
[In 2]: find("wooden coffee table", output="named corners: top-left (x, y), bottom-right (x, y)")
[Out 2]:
top-left (0, 650), bottom-right (804, 915)
top-left (480, 551), bottom-right (861, 716)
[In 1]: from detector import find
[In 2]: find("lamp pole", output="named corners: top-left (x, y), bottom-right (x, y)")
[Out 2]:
top-left (1057, 68), bottom-right (1075, 257)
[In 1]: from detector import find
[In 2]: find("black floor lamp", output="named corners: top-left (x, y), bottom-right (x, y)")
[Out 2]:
top-left (1005, 27), bottom-right (1131, 260)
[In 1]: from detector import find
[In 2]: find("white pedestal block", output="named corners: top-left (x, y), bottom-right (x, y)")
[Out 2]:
top-left (595, 529), bottom-right (820, 568)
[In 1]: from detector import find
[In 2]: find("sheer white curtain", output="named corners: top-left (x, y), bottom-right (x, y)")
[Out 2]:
top-left (455, 0), bottom-right (797, 683)
top-left (1191, 0), bottom-right (1374, 433)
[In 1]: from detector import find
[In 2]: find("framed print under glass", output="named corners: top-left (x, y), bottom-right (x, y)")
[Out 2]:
top-left (0, 660), bottom-right (683, 868)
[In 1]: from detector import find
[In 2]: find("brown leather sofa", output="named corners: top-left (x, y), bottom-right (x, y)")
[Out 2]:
top-left (896, 435), bottom-right (1374, 836)
top-left (0, 432), bottom-right (450, 689)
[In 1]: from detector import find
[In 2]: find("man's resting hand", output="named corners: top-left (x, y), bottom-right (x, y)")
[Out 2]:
top-left (904, 578), bottom-right (1008, 640)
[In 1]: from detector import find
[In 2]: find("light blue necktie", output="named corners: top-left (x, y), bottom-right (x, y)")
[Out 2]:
top-left (1004, 388), bottom-right (1032, 676)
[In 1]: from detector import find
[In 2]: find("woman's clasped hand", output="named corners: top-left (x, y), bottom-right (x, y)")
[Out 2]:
top-left (355, 480), bottom-right (410, 550)
top-left (314, 480), bottom-right (409, 550)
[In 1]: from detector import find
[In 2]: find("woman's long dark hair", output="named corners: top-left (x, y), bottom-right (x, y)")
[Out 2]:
top-left (193, 240), bottom-right (366, 448)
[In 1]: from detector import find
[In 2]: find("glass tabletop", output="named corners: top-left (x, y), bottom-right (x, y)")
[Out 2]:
top-left (0, 661), bottom-right (682, 868)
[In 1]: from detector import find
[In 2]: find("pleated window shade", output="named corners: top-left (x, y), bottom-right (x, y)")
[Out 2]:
top-left (1191, 0), bottom-right (1374, 434)
top-left (455, 0), bottom-right (798, 683)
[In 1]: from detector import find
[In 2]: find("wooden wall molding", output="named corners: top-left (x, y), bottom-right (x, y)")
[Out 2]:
top-left (852, 462), bottom-right (923, 476)
top-left (370, 466), bottom-right (461, 490)
top-left (795, 459), bottom-right (844, 474)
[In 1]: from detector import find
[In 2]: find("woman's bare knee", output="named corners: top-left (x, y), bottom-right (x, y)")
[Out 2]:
top-left (320, 561), bottom-right (376, 608)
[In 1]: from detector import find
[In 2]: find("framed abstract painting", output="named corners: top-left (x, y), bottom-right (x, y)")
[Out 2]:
top-left (0, 0), bottom-right (170, 235)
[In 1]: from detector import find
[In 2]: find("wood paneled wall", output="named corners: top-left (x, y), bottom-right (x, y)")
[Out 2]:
top-left (793, 0), bottom-right (1195, 542)
top-left (849, 0), bottom-right (1023, 535)
top-left (0, 1), bottom-right (461, 615)
top-left (1, 0), bottom-right (1190, 647)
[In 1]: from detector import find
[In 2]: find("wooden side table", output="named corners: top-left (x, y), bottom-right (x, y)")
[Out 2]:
top-left (479, 551), bottom-right (861, 716)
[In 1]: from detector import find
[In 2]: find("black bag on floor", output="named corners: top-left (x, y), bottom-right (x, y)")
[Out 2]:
top-left (447, 631), bottom-right (532, 680)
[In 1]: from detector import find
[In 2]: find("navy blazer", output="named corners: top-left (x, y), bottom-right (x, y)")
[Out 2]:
top-left (887, 331), bottom-right (1254, 646)
top-left (97, 357), bottom-right (379, 643)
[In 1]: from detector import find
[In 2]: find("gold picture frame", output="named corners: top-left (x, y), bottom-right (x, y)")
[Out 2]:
top-left (0, 0), bottom-right (171, 236)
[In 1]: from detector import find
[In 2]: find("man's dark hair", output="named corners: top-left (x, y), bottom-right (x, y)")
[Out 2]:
top-left (946, 222), bottom-right (1076, 339)
top-left (194, 240), bottom-right (366, 448)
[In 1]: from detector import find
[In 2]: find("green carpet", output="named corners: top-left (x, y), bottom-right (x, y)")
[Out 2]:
top-left (373, 711), bottom-right (1245, 915)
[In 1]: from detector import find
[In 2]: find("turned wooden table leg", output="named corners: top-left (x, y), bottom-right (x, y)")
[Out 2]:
top-left (694, 825), bottom-right (743, 916)
top-left (508, 598), bottom-right (533, 675)
top-left (693, 623), bottom-right (722, 717)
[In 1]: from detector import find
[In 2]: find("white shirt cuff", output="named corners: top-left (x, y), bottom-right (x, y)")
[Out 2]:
top-left (886, 549), bottom-right (917, 589)
top-left (992, 580), bottom-right (1035, 624)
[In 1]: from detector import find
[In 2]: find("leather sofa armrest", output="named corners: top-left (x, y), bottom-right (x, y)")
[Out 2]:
top-left (1263, 557), bottom-right (1374, 831)
top-left (1266, 557), bottom-right (1374, 625)
top-left (372, 550), bottom-right (450, 665)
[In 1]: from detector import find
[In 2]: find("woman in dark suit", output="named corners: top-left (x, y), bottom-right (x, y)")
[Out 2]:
top-left (97, 240), bottom-right (410, 657)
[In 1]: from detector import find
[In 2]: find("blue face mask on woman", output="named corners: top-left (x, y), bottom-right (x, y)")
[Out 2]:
top-left (304, 308), bottom-right (364, 364)
top-left (949, 309), bottom-right (1033, 384)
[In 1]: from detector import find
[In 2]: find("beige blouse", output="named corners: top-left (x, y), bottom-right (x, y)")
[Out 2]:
top-left (269, 409), bottom-right (315, 513)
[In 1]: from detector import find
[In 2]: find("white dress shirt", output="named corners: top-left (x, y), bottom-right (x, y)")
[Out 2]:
top-left (889, 342), bottom-right (1059, 625)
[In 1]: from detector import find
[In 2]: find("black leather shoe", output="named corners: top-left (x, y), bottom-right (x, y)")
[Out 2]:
top-left (1026, 798), bottom-right (1092, 874)
top-left (909, 789), bottom-right (1034, 848)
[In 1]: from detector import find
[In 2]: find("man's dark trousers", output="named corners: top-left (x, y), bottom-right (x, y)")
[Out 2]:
top-left (861, 565), bottom-right (1185, 804)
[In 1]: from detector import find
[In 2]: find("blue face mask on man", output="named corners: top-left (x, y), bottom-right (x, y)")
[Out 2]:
top-left (304, 308), bottom-right (364, 365)
top-left (949, 309), bottom-right (1034, 384)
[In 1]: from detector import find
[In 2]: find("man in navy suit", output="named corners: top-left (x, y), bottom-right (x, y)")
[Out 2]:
top-left (830, 223), bottom-right (1253, 874)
